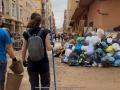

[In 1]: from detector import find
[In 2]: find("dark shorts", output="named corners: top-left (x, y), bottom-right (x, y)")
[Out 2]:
top-left (0, 61), bottom-right (7, 89)
top-left (27, 59), bottom-right (50, 90)
top-left (27, 60), bottom-right (50, 74)
top-left (27, 71), bottom-right (50, 90)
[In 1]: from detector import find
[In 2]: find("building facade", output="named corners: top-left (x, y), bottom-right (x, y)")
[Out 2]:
top-left (32, 0), bottom-right (42, 14)
top-left (52, 12), bottom-right (56, 33)
top-left (41, 0), bottom-right (55, 31)
top-left (0, 0), bottom-right (3, 13)
top-left (63, 10), bottom-right (67, 33)
top-left (45, 0), bottom-right (52, 29)
top-left (2, 0), bottom-right (36, 50)
top-left (63, 0), bottom-right (78, 34)
top-left (69, 0), bottom-right (120, 35)
top-left (88, 0), bottom-right (120, 30)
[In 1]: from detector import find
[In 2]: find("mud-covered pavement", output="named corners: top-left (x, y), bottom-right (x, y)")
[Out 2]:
top-left (7, 45), bottom-right (120, 90)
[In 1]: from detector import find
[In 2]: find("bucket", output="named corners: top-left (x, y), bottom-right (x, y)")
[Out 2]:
top-left (6, 73), bottom-right (23, 90)
top-left (9, 61), bottom-right (24, 74)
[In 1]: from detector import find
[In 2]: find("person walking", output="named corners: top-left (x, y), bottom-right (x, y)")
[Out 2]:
top-left (58, 33), bottom-right (60, 42)
top-left (61, 33), bottom-right (64, 42)
top-left (0, 14), bottom-right (17, 90)
top-left (54, 33), bottom-right (57, 42)
top-left (21, 13), bottom-right (53, 90)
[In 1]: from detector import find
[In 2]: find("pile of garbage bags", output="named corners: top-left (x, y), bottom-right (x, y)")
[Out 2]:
top-left (61, 28), bottom-right (120, 67)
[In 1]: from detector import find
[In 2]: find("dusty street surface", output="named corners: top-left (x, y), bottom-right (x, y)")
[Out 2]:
top-left (51, 58), bottom-right (120, 90)
top-left (7, 50), bottom-right (120, 90)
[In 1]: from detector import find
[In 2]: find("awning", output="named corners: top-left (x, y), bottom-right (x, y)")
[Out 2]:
top-left (70, 0), bottom-right (94, 25)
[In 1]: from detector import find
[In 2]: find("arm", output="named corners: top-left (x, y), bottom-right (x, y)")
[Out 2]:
top-left (45, 34), bottom-right (53, 51)
top-left (6, 44), bottom-right (16, 59)
top-left (21, 39), bottom-right (28, 61)
top-left (4, 29), bottom-right (16, 61)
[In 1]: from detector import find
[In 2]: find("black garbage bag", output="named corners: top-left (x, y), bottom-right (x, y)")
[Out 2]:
top-left (67, 52), bottom-right (80, 66)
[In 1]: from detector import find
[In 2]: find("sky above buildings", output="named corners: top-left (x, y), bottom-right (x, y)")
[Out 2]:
top-left (52, 0), bottom-right (67, 28)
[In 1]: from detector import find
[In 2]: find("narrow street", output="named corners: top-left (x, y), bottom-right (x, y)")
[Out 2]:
top-left (7, 42), bottom-right (120, 90)
top-left (1, 0), bottom-right (120, 90)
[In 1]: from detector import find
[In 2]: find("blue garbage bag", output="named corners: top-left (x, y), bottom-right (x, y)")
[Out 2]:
top-left (113, 51), bottom-right (120, 60)
top-left (114, 60), bottom-right (120, 67)
top-left (101, 56), bottom-right (115, 65)
top-left (95, 42), bottom-right (108, 50)
top-left (74, 43), bottom-right (82, 53)
top-left (108, 57), bottom-right (115, 65)
top-left (101, 41), bottom-right (108, 49)
top-left (95, 48), bottom-right (105, 58)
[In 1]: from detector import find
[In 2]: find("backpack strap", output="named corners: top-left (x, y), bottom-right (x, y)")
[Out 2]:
top-left (37, 28), bottom-right (44, 37)
top-left (27, 31), bottom-right (32, 37)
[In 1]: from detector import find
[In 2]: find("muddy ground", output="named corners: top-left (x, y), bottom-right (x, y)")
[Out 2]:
top-left (6, 51), bottom-right (120, 90)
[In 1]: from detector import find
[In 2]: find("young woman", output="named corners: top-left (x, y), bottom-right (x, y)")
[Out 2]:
top-left (21, 13), bottom-right (53, 90)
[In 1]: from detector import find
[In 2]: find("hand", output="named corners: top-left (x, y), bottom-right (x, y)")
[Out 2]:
top-left (12, 57), bottom-right (17, 62)
top-left (50, 42), bottom-right (54, 47)
top-left (23, 60), bottom-right (28, 67)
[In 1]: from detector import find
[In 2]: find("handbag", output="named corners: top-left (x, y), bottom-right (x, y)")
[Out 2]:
top-left (6, 73), bottom-right (23, 90)
top-left (9, 60), bottom-right (24, 74)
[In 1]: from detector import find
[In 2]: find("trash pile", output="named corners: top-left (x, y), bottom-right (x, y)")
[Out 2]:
top-left (61, 28), bottom-right (120, 67)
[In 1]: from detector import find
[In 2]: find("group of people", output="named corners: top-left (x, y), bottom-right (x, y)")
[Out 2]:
top-left (53, 33), bottom-right (69, 42)
top-left (0, 13), bottom-right (54, 90)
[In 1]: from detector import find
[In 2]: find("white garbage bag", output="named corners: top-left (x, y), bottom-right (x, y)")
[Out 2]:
top-left (81, 46), bottom-right (88, 51)
top-left (91, 36), bottom-right (101, 45)
top-left (54, 43), bottom-right (62, 51)
top-left (85, 36), bottom-right (101, 45)
top-left (65, 49), bottom-right (72, 57)
top-left (86, 44), bottom-right (94, 55)
top-left (112, 43), bottom-right (120, 51)
top-left (97, 28), bottom-right (104, 39)
top-left (107, 38), bottom-right (113, 44)
top-left (85, 36), bottom-right (91, 44)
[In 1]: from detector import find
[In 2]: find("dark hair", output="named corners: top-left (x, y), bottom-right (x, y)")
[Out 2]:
top-left (30, 13), bottom-right (41, 20)
top-left (27, 13), bottom-right (42, 28)
top-left (89, 22), bottom-right (94, 27)
top-left (0, 23), bottom-right (4, 28)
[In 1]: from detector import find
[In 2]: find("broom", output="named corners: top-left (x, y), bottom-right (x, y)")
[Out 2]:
top-left (50, 15), bottom-right (57, 90)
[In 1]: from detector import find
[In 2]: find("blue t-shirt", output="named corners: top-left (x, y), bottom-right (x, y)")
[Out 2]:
top-left (0, 28), bottom-right (12, 62)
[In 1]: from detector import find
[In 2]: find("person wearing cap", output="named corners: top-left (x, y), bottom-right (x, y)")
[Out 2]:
top-left (0, 14), bottom-right (17, 90)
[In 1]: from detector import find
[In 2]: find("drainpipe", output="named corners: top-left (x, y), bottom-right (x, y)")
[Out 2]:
top-left (42, 0), bottom-right (46, 27)
top-left (0, 0), bottom-right (3, 14)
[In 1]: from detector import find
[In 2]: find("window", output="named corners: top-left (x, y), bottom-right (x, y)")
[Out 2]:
top-left (20, 8), bottom-right (22, 20)
top-left (12, 2), bottom-right (16, 17)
